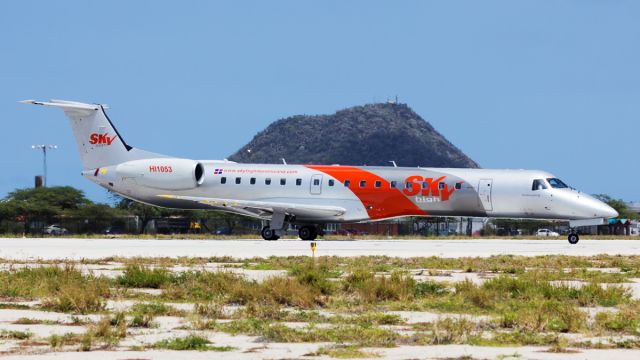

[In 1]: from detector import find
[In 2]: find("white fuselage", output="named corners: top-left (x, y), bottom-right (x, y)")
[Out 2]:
top-left (87, 160), bottom-right (618, 224)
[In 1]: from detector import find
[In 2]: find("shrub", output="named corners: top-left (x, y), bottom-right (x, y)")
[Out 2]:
top-left (48, 333), bottom-right (79, 349)
top-left (80, 332), bottom-right (93, 351)
top-left (194, 301), bottom-right (226, 319)
top-left (91, 315), bottom-right (126, 347)
top-left (415, 281), bottom-right (449, 297)
top-left (117, 264), bottom-right (173, 288)
top-left (347, 312), bottom-right (403, 326)
top-left (594, 304), bottom-right (640, 335)
top-left (164, 271), bottom-right (250, 302)
top-left (344, 270), bottom-right (415, 303)
top-left (262, 276), bottom-right (320, 308)
top-left (0, 330), bottom-right (32, 340)
top-left (310, 345), bottom-right (379, 359)
top-left (41, 280), bottom-right (108, 314)
top-left (455, 272), bottom-right (631, 311)
top-left (130, 302), bottom-right (171, 316)
top-left (430, 317), bottom-right (478, 344)
top-left (289, 259), bottom-right (337, 295)
top-left (497, 300), bottom-right (586, 333)
top-left (0, 265), bottom-right (109, 313)
top-left (239, 301), bottom-right (284, 320)
top-left (152, 334), bottom-right (233, 351)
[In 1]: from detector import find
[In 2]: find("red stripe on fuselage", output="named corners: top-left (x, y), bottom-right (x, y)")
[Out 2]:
top-left (305, 165), bottom-right (427, 220)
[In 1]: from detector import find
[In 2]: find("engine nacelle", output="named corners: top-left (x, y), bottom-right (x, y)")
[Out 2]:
top-left (116, 158), bottom-right (205, 191)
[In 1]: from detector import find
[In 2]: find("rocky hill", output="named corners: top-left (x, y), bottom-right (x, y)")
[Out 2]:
top-left (228, 103), bottom-right (478, 168)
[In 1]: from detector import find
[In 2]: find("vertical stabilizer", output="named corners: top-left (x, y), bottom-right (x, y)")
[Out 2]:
top-left (21, 99), bottom-right (164, 170)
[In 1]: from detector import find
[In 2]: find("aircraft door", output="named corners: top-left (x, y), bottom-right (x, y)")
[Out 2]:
top-left (310, 174), bottom-right (323, 195)
top-left (478, 179), bottom-right (493, 212)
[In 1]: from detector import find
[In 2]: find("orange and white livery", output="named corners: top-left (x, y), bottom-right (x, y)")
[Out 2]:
top-left (22, 99), bottom-right (617, 244)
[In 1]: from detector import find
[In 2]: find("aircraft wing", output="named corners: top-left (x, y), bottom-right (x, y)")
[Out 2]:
top-left (157, 194), bottom-right (346, 219)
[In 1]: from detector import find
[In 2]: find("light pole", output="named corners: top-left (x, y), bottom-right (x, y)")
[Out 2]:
top-left (31, 144), bottom-right (57, 187)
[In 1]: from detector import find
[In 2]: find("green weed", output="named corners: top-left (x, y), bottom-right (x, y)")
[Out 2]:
top-left (117, 264), bottom-right (173, 288)
top-left (0, 329), bottom-right (33, 340)
top-left (152, 334), bottom-right (234, 351)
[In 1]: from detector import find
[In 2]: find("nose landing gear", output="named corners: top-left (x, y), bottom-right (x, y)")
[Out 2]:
top-left (568, 232), bottom-right (579, 244)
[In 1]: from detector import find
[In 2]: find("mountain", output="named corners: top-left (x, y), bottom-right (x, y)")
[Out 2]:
top-left (228, 102), bottom-right (479, 168)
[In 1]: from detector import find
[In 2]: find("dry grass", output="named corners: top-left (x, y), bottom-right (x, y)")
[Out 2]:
top-left (1, 254), bottom-right (640, 354)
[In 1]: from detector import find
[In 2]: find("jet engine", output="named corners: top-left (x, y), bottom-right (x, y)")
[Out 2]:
top-left (116, 158), bottom-right (205, 191)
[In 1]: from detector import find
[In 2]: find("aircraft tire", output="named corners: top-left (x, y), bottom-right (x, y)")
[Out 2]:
top-left (261, 226), bottom-right (279, 241)
top-left (568, 233), bottom-right (579, 245)
top-left (298, 226), bottom-right (317, 241)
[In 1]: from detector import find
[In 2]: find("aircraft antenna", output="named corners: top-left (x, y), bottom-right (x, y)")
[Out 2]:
top-left (389, 161), bottom-right (397, 167)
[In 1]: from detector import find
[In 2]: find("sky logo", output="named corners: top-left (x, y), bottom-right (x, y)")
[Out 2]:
top-left (214, 169), bottom-right (224, 175)
top-left (89, 132), bottom-right (117, 146)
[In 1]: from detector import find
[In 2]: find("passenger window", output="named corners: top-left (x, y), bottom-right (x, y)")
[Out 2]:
top-left (455, 182), bottom-right (462, 190)
top-left (313, 179), bottom-right (320, 186)
top-left (359, 180), bottom-right (366, 188)
top-left (221, 177), bottom-right (227, 184)
top-left (280, 178), bottom-right (286, 185)
top-left (422, 181), bottom-right (428, 188)
top-left (374, 180), bottom-right (381, 188)
top-left (265, 178), bottom-right (271, 185)
top-left (390, 181), bottom-right (397, 188)
top-left (439, 182), bottom-right (445, 189)
top-left (344, 180), bottom-right (350, 187)
top-left (405, 182), bottom-right (413, 189)
top-left (250, 177), bottom-right (256, 185)
top-left (328, 179), bottom-right (334, 186)
top-left (296, 178), bottom-right (302, 186)
top-left (235, 177), bottom-right (241, 184)
top-left (532, 179), bottom-right (548, 191)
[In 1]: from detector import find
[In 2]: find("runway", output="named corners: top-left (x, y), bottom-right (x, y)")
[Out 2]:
top-left (1, 238), bottom-right (640, 260)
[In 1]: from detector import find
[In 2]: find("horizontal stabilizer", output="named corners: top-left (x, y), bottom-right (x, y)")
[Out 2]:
top-left (19, 99), bottom-right (103, 112)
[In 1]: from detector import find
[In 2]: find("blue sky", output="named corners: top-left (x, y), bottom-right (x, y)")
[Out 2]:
top-left (1, 1), bottom-right (638, 203)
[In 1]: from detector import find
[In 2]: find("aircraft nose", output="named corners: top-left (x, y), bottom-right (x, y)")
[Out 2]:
top-left (604, 204), bottom-right (619, 218)
top-left (591, 198), bottom-right (618, 218)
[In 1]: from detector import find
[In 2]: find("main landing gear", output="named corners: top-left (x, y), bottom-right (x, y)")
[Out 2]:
top-left (298, 225), bottom-right (318, 241)
top-left (260, 225), bottom-right (321, 241)
top-left (568, 232), bottom-right (579, 245)
top-left (261, 226), bottom-right (279, 241)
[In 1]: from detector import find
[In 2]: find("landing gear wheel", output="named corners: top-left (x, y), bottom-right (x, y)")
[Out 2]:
top-left (568, 233), bottom-right (579, 245)
top-left (298, 226), bottom-right (318, 241)
top-left (261, 226), bottom-right (279, 241)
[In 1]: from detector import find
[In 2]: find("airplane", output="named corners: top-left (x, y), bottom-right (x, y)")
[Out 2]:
top-left (21, 99), bottom-right (618, 244)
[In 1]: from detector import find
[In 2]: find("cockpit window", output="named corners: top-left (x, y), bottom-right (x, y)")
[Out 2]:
top-left (532, 179), bottom-right (548, 191)
top-left (547, 178), bottom-right (569, 189)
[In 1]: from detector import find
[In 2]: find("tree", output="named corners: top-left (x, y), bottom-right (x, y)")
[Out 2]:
top-left (115, 198), bottom-right (162, 233)
top-left (0, 187), bottom-right (92, 233)
top-left (69, 204), bottom-right (121, 233)
top-left (6, 186), bottom-right (89, 210)
top-left (200, 210), bottom-right (248, 234)
top-left (593, 194), bottom-right (637, 220)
